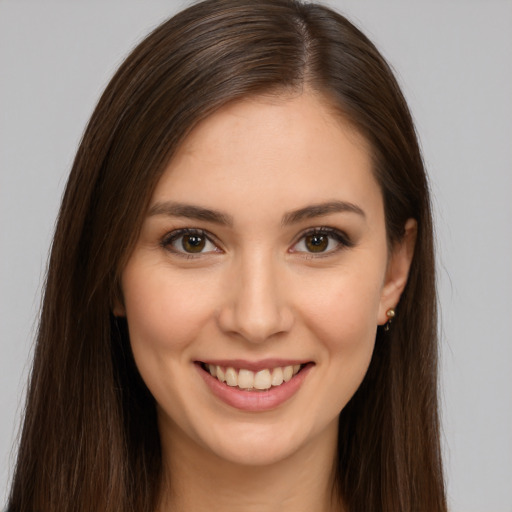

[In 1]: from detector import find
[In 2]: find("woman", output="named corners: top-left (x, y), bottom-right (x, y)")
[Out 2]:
top-left (7, 0), bottom-right (446, 510)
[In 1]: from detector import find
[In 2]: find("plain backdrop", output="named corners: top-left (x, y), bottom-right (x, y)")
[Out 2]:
top-left (1, 1), bottom-right (511, 511)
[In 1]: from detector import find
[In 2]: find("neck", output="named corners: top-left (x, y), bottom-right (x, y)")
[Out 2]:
top-left (157, 417), bottom-right (344, 512)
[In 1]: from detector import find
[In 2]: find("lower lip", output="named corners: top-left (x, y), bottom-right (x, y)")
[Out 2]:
top-left (196, 363), bottom-right (313, 412)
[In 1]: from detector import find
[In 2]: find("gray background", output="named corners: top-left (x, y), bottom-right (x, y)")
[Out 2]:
top-left (1, 1), bottom-right (511, 510)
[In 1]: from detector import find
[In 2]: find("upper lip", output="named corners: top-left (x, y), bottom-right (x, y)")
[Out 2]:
top-left (197, 358), bottom-right (312, 372)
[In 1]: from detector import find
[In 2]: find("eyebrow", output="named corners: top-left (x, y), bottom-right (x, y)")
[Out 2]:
top-left (281, 200), bottom-right (366, 225)
top-left (148, 201), bottom-right (234, 226)
top-left (147, 199), bottom-right (365, 226)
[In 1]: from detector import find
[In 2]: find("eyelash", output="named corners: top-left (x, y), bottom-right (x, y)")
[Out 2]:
top-left (290, 227), bottom-right (354, 257)
top-left (160, 228), bottom-right (221, 259)
top-left (160, 226), bottom-right (353, 258)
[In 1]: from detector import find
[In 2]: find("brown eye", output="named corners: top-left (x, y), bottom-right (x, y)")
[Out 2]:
top-left (181, 234), bottom-right (206, 253)
top-left (162, 229), bottom-right (219, 256)
top-left (291, 228), bottom-right (353, 256)
top-left (305, 234), bottom-right (329, 252)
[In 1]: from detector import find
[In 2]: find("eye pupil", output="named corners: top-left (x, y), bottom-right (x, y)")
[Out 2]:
top-left (182, 234), bottom-right (206, 253)
top-left (306, 234), bottom-right (328, 252)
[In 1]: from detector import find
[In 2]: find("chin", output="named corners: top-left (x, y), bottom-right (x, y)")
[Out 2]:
top-left (201, 424), bottom-right (313, 467)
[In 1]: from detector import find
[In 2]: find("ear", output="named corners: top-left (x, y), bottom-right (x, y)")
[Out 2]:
top-left (111, 285), bottom-right (126, 317)
top-left (112, 301), bottom-right (126, 317)
top-left (377, 218), bottom-right (417, 325)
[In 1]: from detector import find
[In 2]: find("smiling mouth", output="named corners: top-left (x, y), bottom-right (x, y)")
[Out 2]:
top-left (199, 362), bottom-right (307, 391)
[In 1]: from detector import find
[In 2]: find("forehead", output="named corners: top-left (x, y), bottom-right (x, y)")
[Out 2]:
top-left (152, 92), bottom-right (382, 220)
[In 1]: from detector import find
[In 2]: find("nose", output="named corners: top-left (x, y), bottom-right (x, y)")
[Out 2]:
top-left (216, 252), bottom-right (294, 344)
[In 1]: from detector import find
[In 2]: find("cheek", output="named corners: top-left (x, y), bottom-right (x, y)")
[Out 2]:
top-left (120, 265), bottom-right (222, 417)
top-left (121, 265), bottom-right (219, 358)
top-left (301, 269), bottom-right (383, 407)
top-left (298, 267), bottom-right (383, 342)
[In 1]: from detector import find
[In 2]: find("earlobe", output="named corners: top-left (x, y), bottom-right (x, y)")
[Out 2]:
top-left (378, 218), bottom-right (417, 325)
top-left (112, 286), bottom-right (126, 317)
top-left (112, 303), bottom-right (126, 317)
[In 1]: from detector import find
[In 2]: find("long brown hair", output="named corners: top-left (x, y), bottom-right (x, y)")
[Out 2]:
top-left (8, 1), bottom-right (446, 510)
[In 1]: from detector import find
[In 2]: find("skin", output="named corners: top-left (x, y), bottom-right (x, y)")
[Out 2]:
top-left (116, 91), bottom-right (416, 512)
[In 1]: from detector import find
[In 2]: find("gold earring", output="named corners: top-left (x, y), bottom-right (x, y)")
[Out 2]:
top-left (384, 308), bottom-right (395, 332)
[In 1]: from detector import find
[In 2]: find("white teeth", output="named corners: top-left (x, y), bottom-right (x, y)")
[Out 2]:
top-left (271, 367), bottom-right (284, 386)
top-left (216, 366), bottom-right (226, 383)
top-left (254, 369), bottom-right (272, 390)
top-left (207, 363), bottom-right (304, 390)
top-left (225, 367), bottom-right (237, 387)
top-left (238, 369), bottom-right (254, 389)
top-left (283, 365), bottom-right (293, 382)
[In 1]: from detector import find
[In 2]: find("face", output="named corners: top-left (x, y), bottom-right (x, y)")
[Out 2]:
top-left (117, 92), bottom-right (414, 467)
